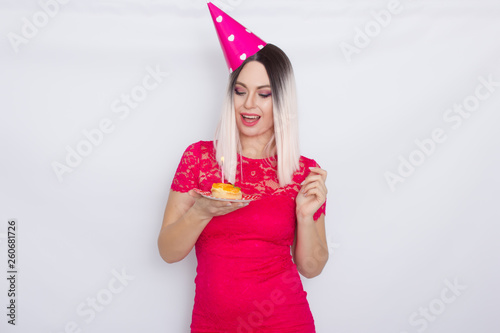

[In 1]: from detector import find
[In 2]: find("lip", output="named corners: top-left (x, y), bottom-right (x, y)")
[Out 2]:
top-left (240, 113), bottom-right (261, 127)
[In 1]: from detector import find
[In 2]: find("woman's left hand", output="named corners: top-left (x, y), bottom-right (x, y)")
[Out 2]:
top-left (295, 167), bottom-right (327, 220)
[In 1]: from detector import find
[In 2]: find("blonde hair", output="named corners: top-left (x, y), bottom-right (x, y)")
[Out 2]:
top-left (214, 44), bottom-right (300, 187)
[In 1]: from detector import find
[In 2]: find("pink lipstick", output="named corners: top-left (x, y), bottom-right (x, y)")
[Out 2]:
top-left (240, 113), bottom-right (261, 127)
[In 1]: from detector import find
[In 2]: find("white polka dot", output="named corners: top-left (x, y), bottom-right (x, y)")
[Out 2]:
top-left (245, 28), bottom-right (251, 33)
top-left (258, 45), bottom-right (264, 49)
top-left (228, 34), bottom-right (235, 42)
top-left (240, 53), bottom-right (246, 61)
top-left (216, 15), bottom-right (223, 23)
top-left (229, 68), bottom-right (233, 73)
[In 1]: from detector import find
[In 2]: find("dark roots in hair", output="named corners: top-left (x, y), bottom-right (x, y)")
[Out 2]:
top-left (227, 44), bottom-right (294, 109)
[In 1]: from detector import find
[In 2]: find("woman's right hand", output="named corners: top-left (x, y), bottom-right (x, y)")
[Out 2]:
top-left (158, 189), bottom-right (248, 263)
top-left (188, 189), bottom-right (248, 221)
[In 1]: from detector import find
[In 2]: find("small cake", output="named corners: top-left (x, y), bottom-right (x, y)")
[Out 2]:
top-left (211, 183), bottom-right (242, 200)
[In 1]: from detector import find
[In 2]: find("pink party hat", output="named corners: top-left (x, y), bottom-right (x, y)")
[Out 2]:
top-left (207, 2), bottom-right (267, 73)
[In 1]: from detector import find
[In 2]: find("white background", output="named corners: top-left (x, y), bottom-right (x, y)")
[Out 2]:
top-left (1, 0), bottom-right (499, 332)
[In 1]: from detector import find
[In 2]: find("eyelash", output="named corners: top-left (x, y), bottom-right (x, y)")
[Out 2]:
top-left (234, 89), bottom-right (272, 98)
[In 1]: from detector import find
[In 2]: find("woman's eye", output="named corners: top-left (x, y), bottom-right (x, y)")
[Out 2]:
top-left (234, 89), bottom-right (245, 96)
top-left (259, 93), bottom-right (272, 98)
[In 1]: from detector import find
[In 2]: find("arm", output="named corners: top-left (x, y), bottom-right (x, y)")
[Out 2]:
top-left (292, 167), bottom-right (329, 278)
top-left (158, 189), bottom-right (248, 263)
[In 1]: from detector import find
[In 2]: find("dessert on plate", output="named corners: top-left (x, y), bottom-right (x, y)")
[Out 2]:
top-left (211, 183), bottom-right (242, 200)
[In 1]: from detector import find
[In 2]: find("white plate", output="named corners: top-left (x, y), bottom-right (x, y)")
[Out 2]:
top-left (194, 188), bottom-right (257, 203)
top-left (198, 193), bottom-right (253, 203)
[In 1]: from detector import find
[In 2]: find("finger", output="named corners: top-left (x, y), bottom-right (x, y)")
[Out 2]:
top-left (227, 203), bottom-right (249, 211)
top-left (320, 182), bottom-right (328, 195)
top-left (301, 173), bottom-right (323, 185)
top-left (228, 201), bottom-right (250, 208)
top-left (213, 202), bottom-right (249, 216)
top-left (308, 167), bottom-right (327, 181)
top-left (301, 182), bottom-right (321, 196)
top-left (207, 198), bottom-right (248, 208)
top-left (301, 174), bottom-right (324, 186)
top-left (302, 180), bottom-right (327, 197)
top-left (214, 200), bottom-right (249, 208)
top-left (316, 178), bottom-right (328, 193)
top-left (213, 201), bottom-right (241, 210)
top-left (300, 181), bottom-right (317, 194)
top-left (302, 187), bottom-right (326, 202)
top-left (208, 204), bottom-right (234, 216)
top-left (188, 189), bottom-right (202, 198)
top-left (309, 166), bottom-right (326, 175)
top-left (301, 180), bottom-right (323, 196)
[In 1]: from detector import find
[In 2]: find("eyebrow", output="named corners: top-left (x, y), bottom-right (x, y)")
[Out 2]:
top-left (236, 81), bottom-right (271, 89)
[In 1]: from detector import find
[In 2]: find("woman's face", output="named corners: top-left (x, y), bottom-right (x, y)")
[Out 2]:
top-left (234, 61), bottom-right (274, 143)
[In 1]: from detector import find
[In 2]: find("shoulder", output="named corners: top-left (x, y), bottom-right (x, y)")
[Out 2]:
top-left (183, 140), bottom-right (215, 155)
top-left (199, 140), bottom-right (215, 151)
top-left (290, 155), bottom-right (322, 184)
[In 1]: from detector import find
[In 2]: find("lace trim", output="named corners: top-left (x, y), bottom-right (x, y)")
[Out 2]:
top-left (170, 141), bottom-right (326, 220)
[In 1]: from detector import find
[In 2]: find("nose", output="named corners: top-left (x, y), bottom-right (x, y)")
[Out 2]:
top-left (244, 91), bottom-right (257, 109)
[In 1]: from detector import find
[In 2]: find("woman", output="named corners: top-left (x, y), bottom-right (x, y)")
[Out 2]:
top-left (157, 42), bottom-right (329, 332)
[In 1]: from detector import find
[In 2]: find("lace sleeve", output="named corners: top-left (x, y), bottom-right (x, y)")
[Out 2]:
top-left (310, 160), bottom-right (327, 222)
top-left (313, 199), bottom-right (326, 221)
top-left (170, 142), bottom-right (201, 193)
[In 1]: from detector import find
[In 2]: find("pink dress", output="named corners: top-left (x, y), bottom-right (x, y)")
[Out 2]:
top-left (171, 141), bottom-right (326, 333)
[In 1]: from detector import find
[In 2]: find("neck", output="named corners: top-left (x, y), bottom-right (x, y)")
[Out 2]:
top-left (239, 135), bottom-right (275, 159)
